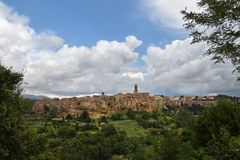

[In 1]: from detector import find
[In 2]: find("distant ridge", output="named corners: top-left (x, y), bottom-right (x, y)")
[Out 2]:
top-left (23, 94), bottom-right (51, 100)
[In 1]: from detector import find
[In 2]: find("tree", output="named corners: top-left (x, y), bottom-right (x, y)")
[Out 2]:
top-left (155, 138), bottom-right (196, 160)
top-left (206, 128), bottom-right (240, 160)
top-left (176, 108), bottom-right (195, 128)
top-left (0, 64), bottom-right (24, 159)
top-left (189, 100), bottom-right (240, 159)
top-left (182, 0), bottom-right (240, 77)
top-left (101, 125), bottom-right (117, 136)
top-left (193, 100), bottom-right (240, 147)
top-left (79, 110), bottom-right (91, 123)
top-left (0, 64), bottom-right (43, 159)
top-left (58, 126), bottom-right (77, 138)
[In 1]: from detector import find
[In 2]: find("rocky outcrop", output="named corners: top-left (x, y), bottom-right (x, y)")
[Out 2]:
top-left (32, 85), bottom-right (218, 118)
top-left (33, 92), bottom-right (164, 118)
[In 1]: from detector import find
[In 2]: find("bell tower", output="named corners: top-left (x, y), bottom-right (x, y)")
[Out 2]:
top-left (134, 84), bottom-right (138, 94)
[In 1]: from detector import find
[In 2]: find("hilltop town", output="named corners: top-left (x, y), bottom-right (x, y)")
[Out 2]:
top-left (33, 84), bottom-right (219, 118)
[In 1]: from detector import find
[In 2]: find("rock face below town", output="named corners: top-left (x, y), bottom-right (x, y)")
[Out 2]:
top-left (32, 85), bottom-right (217, 118)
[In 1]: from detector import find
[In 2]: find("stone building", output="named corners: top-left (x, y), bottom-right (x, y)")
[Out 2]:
top-left (33, 85), bottom-right (161, 118)
top-left (32, 85), bottom-right (217, 118)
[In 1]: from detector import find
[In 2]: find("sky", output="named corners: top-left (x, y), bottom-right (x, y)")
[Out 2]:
top-left (0, 0), bottom-right (239, 97)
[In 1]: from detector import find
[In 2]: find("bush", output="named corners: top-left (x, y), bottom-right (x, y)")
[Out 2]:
top-left (194, 100), bottom-right (240, 147)
top-left (58, 126), bottom-right (77, 138)
top-left (102, 125), bottom-right (117, 136)
top-left (155, 138), bottom-right (196, 160)
top-left (110, 111), bottom-right (127, 121)
top-left (99, 116), bottom-right (108, 123)
top-left (66, 114), bottom-right (73, 120)
top-left (80, 123), bottom-right (98, 131)
top-left (79, 110), bottom-right (91, 123)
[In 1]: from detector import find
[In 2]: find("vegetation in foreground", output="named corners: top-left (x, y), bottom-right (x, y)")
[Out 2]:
top-left (1, 64), bottom-right (240, 160)
top-left (182, 0), bottom-right (240, 77)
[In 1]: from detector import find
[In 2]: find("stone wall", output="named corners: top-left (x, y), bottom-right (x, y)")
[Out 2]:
top-left (33, 92), bottom-right (217, 118)
top-left (33, 92), bottom-right (166, 118)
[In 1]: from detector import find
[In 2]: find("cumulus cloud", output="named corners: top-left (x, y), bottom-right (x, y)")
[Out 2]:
top-left (122, 72), bottom-right (144, 81)
top-left (143, 38), bottom-right (240, 96)
top-left (24, 36), bottom-right (143, 96)
top-left (141, 0), bottom-right (199, 28)
top-left (0, 2), bottom-right (64, 70)
top-left (0, 2), bottom-right (143, 96)
top-left (36, 34), bottom-right (64, 49)
top-left (0, 1), bottom-right (239, 97)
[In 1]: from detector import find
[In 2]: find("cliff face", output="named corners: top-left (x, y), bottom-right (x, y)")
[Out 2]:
top-left (32, 91), bottom-right (217, 118)
top-left (33, 92), bottom-right (164, 118)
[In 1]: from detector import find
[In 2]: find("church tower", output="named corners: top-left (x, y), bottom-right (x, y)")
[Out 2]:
top-left (134, 84), bottom-right (138, 94)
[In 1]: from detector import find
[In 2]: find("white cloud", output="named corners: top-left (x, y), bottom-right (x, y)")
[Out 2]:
top-left (0, 2), bottom-right (64, 70)
top-left (143, 38), bottom-right (240, 96)
top-left (0, 1), bottom-right (144, 96)
top-left (36, 34), bottom-right (64, 49)
top-left (141, 0), bottom-right (199, 28)
top-left (24, 36), bottom-right (142, 96)
top-left (122, 72), bottom-right (144, 81)
top-left (0, 1), bottom-right (239, 97)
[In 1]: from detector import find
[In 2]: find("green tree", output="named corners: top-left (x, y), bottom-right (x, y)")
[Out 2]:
top-left (182, 0), bottom-right (240, 76)
top-left (58, 126), bottom-right (77, 138)
top-left (191, 100), bottom-right (240, 159)
top-left (0, 64), bottom-right (44, 159)
top-left (206, 128), bottom-right (240, 160)
top-left (155, 138), bottom-right (196, 160)
top-left (176, 108), bottom-right (195, 128)
top-left (193, 100), bottom-right (240, 147)
top-left (80, 110), bottom-right (91, 123)
top-left (101, 124), bottom-right (117, 136)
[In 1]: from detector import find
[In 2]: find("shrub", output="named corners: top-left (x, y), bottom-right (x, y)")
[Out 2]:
top-left (58, 126), bottom-right (77, 138)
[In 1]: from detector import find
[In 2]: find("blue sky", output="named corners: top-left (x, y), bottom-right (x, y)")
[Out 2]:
top-left (3, 0), bottom-right (187, 53)
top-left (0, 0), bottom-right (239, 97)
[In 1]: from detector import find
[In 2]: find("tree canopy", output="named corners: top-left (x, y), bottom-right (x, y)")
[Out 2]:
top-left (0, 64), bottom-right (44, 160)
top-left (182, 0), bottom-right (240, 77)
top-left (0, 65), bottom-right (24, 159)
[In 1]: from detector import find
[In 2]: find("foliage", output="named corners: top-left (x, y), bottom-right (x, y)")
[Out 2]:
top-left (182, 0), bottom-right (240, 76)
top-left (155, 138), bottom-right (196, 160)
top-left (183, 100), bottom-right (240, 159)
top-left (206, 128), bottom-right (240, 160)
top-left (79, 110), bottom-right (92, 123)
top-left (80, 123), bottom-right (98, 131)
top-left (99, 116), bottom-right (108, 124)
top-left (110, 111), bottom-right (128, 120)
top-left (1, 69), bottom-right (239, 160)
top-left (58, 126), bottom-right (77, 138)
top-left (0, 64), bottom-right (44, 160)
top-left (193, 100), bottom-right (240, 146)
top-left (176, 108), bottom-right (195, 128)
top-left (101, 124), bottom-right (117, 136)
top-left (110, 120), bottom-right (147, 138)
top-left (21, 100), bottom-right (240, 159)
top-left (56, 131), bottom-right (131, 160)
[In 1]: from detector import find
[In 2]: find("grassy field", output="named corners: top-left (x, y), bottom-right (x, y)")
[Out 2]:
top-left (110, 120), bottom-right (147, 137)
top-left (28, 117), bottom-right (148, 138)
